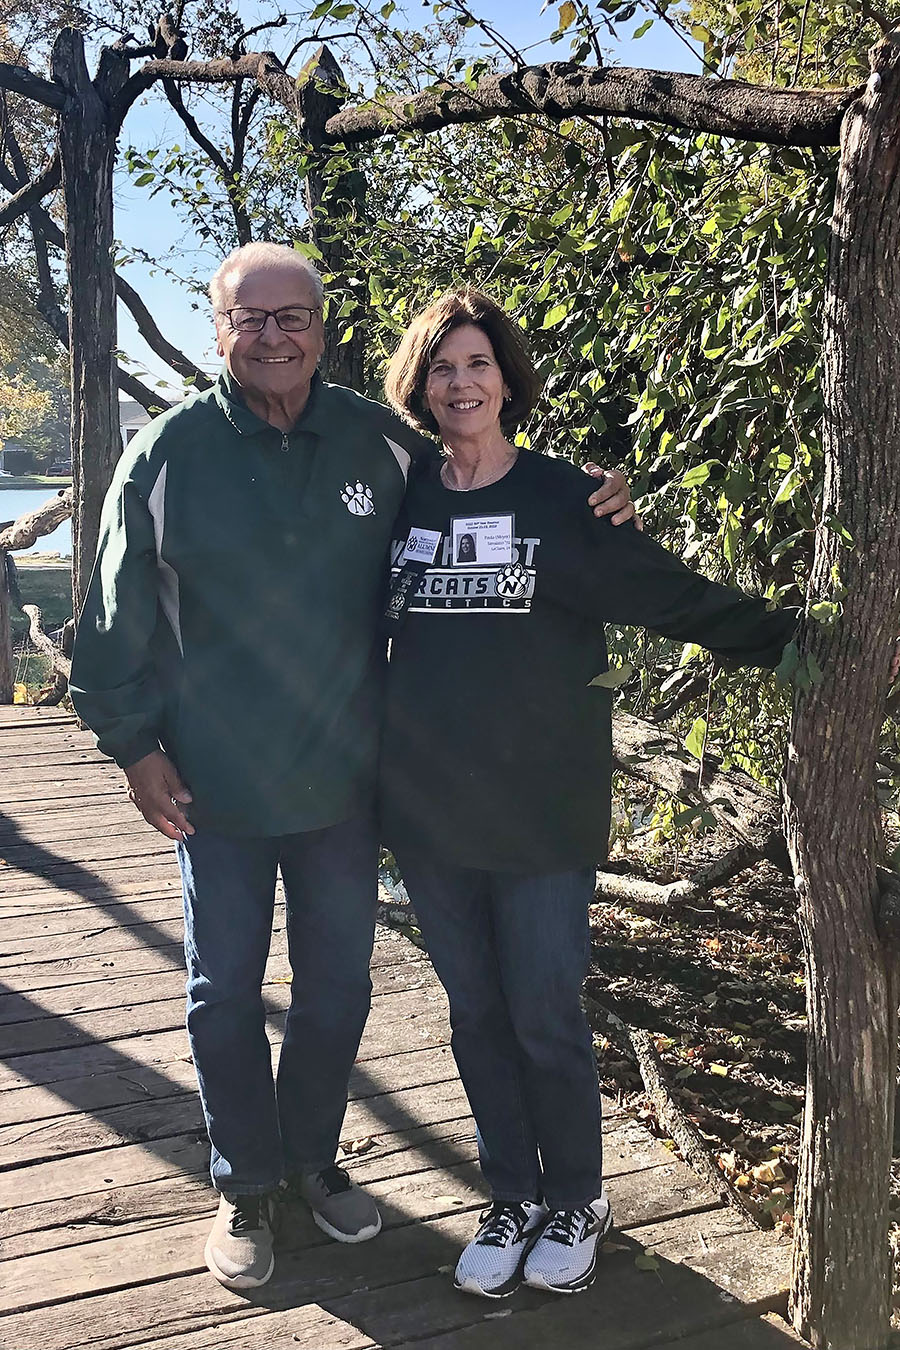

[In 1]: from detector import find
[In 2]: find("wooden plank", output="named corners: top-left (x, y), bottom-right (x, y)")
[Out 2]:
top-left (0, 917), bottom-right (188, 964)
top-left (0, 934), bottom-right (426, 1009)
top-left (0, 982), bottom-right (449, 1087)
top-left (0, 987), bottom-right (451, 1095)
top-left (0, 761), bottom-right (124, 787)
top-left (0, 943), bottom-right (428, 1027)
top-left (0, 830), bottom-right (170, 869)
top-left (0, 855), bottom-right (179, 900)
top-left (0, 1205), bottom-right (765, 1350)
top-left (0, 815), bottom-right (150, 854)
top-left (0, 791), bottom-right (125, 823)
top-left (0, 895), bottom-right (184, 947)
top-left (1, 943), bottom-right (188, 993)
top-left (653, 1316), bottom-right (805, 1347)
top-left (0, 1115), bottom-right (479, 1248)
top-left (0, 1038), bottom-right (459, 1134)
top-left (0, 709), bottom-right (76, 729)
top-left (0, 1148), bottom-right (726, 1318)
top-left (0, 883), bottom-right (182, 922)
top-left (2, 903), bottom-right (287, 963)
top-left (0, 1073), bottom-right (470, 1210)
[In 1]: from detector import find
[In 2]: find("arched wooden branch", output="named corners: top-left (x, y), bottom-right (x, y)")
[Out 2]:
top-left (325, 61), bottom-right (857, 148)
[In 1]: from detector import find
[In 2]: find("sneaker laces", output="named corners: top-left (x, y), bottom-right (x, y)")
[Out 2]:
top-left (541, 1205), bottom-right (594, 1247)
top-left (316, 1164), bottom-right (352, 1196)
top-left (227, 1195), bottom-right (264, 1236)
top-left (475, 1203), bottom-right (531, 1248)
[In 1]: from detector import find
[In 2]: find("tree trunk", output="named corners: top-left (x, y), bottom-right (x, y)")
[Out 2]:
top-left (51, 32), bottom-right (127, 614)
top-left (299, 46), bottom-right (367, 392)
top-left (782, 30), bottom-right (900, 1350)
top-left (0, 549), bottom-right (12, 704)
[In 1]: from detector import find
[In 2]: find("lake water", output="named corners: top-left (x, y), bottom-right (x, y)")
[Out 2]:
top-left (0, 487), bottom-right (72, 556)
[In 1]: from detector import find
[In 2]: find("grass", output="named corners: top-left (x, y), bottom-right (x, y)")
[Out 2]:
top-left (10, 565), bottom-right (73, 643)
top-left (0, 475), bottom-right (72, 491)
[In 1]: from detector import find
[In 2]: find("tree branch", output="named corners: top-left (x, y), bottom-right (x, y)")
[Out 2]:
top-left (116, 367), bottom-right (166, 412)
top-left (325, 61), bottom-right (858, 149)
top-left (115, 272), bottom-right (212, 388)
top-left (163, 79), bottom-right (252, 244)
top-left (0, 154), bottom-right (61, 228)
top-left (164, 79), bottom-right (230, 175)
top-left (115, 52), bottom-right (301, 128)
top-left (0, 62), bottom-right (65, 110)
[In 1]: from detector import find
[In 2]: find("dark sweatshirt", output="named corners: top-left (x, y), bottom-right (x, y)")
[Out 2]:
top-left (380, 449), bottom-right (797, 873)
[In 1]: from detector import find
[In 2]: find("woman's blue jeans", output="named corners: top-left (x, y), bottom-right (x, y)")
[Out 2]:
top-left (394, 852), bottom-right (603, 1210)
top-left (176, 813), bottom-right (377, 1194)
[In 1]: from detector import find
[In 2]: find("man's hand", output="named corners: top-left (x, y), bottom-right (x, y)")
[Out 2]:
top-left (124, 750), bottom-right (194, 842)
top-left (584, 465), bottom-right (642, 529)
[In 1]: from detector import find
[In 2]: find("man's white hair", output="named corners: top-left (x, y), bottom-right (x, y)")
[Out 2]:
top-left (209, 242), bottom-right (324, 310)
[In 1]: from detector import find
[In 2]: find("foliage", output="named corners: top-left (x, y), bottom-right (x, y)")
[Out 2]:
top-left (9, 0), bottom-right (884, 816)
top-left (105, 0), bottom-right (855, 806)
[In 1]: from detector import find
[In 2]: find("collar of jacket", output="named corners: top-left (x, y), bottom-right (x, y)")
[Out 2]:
top-left (213, 367), bottom-right (331, 440)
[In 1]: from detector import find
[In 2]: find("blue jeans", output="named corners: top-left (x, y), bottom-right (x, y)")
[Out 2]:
top-left (394, 853), bottom-right (603, 1210)
top-left (177, 813), bottom-right (377, 1194)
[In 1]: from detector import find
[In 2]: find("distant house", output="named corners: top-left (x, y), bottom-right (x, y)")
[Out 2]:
top-left (119, 399), bottom-right (171, 446)
top-left (0, 400), bottom-right (175, 475)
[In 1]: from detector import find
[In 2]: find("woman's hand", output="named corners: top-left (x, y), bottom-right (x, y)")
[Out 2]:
top-left (584, 465), bottom-right (642, 529)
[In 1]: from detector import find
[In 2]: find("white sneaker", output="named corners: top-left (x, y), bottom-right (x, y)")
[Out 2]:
top-left (523, 1191), bottom-right (612, 1294)
top-left (454, 1201), bottom-right (548, 1298)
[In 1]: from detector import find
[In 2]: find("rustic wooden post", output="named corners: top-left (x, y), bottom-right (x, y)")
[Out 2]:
top-left (51, 30), bottom-right (128, 615)
top-left (0, 549), bottom-right (12, 703)
top-left (782, 28), bottom-right (900, 1350)
top-left (298, 46), bottom-right (367, 391)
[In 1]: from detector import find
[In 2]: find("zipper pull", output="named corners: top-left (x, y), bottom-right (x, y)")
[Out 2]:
top-left (281, 432), bottom-right (290, 453)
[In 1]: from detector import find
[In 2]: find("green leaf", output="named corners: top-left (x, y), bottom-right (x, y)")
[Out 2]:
top-left (590, 663), bottom-right (633, 689)
top-left (632, 17), bottom-right (653, 37)
top-left (635, 1251), bottom-right (660, 1272)
top-left (681, 460), bottom-right (717, 490)
top-left (774, 641), bottom-right (800, 688)
top-left (542, 302), bottom-right (570, 329)
top-left (684, 716), bottom-right (707, 761)
top-left (338, 325), bottom-right (355, 345)
top-left (709, 1062), bottom-right (729, 1077)
top-left (134, 172), bottom-right (156, 187)
top-left (808, 600), bottom-right (839, 626)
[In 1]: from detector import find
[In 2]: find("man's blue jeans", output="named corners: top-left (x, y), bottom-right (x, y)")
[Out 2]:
top-left (177, 813), bottom-right (377, 1194)
top-left (394, 853), bottom-right (603, 1210)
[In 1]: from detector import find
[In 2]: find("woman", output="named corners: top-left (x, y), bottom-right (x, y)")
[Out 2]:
top-left (379, 289), bottom-right (798, 1300)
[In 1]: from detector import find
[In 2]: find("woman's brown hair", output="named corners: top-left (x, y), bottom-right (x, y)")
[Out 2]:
top-left (384, 288), bottom-right (543, 437)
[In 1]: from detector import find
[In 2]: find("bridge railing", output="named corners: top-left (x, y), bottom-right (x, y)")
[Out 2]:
top-left (0, 488), bottom-right (74, 704)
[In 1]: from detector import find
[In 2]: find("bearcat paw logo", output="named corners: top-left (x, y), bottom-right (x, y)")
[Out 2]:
top-left (495, 561), bottom-right (529, 599)
top-left (341, 482), bottom-right (375, 516)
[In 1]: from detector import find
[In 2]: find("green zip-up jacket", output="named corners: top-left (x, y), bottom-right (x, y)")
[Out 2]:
top-left (70, 370), bottom-right (432, 837)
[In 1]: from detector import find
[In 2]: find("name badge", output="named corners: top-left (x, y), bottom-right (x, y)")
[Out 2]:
top-left (401, 527), bottom-right (442, 566)
top-left (451, 513), bottom-right (514, 567)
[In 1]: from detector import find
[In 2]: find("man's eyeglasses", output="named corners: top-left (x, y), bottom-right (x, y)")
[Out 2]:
top-left (221, 306), bottom-right (321, 334)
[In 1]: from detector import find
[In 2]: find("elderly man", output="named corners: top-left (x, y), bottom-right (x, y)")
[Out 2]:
top-left (70, 242), bottom-right (633, 1290)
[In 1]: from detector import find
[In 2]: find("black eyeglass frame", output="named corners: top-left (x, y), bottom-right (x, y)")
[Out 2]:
top-left (220, 305), bottom-right (322, 333)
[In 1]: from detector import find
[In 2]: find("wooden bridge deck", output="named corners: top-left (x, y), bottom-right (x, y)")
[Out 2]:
top-left (0, 706), bottom-right (802, 1350)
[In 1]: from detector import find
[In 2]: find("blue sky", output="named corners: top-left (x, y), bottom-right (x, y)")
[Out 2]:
top-left (114, 2), bottom-right (700, 393)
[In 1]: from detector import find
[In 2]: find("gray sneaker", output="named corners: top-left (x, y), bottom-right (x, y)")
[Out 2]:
top-left (294, 1164), bottom-right (382, 1243)
top-left (204, 1192), bottom-right (276, 1289)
